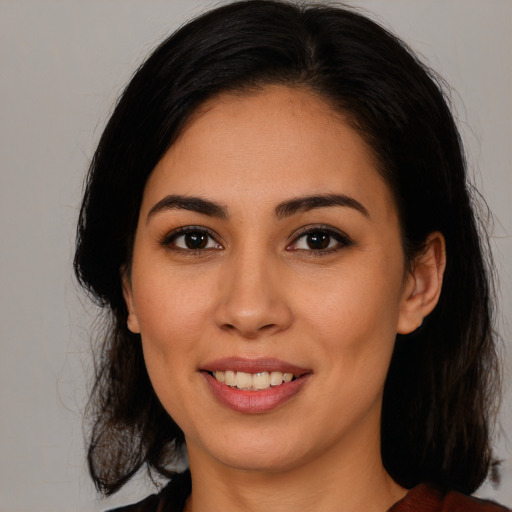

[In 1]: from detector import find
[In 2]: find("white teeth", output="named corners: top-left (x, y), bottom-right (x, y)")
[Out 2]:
top-left (235, 371), bottom-right (252, 389)
top-left (224, 370), bottom-right (236, 386)
top-left (270, 371), bottom-right (283, 386)
top-left (211, 370), bottom-right (295, 390)
top-left (253, 372), bottom-right (270, 390)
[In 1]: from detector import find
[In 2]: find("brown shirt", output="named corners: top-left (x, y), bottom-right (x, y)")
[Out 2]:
top-left (389, 483), bottom-right (510, 512)
top-left (108, 471), bottom-right (510, 512)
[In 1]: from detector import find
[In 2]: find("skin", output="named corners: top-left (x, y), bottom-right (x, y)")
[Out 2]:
top-left (123, 86), bottom-right (446, 512)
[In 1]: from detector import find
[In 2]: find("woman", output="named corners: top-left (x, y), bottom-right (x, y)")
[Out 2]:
top-left (74, 1), bottom-right (508, 510)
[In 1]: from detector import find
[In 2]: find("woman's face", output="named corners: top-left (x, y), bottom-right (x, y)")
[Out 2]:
top-left (124, 86), bottom-right (418, 474)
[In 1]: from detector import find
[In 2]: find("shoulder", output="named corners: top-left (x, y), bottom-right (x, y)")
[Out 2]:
top-left (389, 483), bottom-right (510, 512)
top-left (442, 490), bottom-right (510, 512)
top-left (105, 471), bottom-right (191, 512)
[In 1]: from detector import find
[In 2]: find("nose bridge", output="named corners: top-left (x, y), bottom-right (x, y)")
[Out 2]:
top-left (214, 241), bottom-right (292, 337)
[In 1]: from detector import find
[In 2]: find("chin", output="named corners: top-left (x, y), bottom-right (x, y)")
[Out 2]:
top-left (190, 427), bottom-right (309, 473)
top-left (218, 450), bottom-right (304, 474)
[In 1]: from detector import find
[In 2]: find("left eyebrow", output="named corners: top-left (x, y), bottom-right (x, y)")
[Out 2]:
top-left (146, 194), bottom-right (228, 223)
top-left (275, 194), bottom-right (369, 219)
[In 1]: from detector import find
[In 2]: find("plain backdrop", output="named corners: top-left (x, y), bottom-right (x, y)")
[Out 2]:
top-left (0, 1), bottom-right (511, 510)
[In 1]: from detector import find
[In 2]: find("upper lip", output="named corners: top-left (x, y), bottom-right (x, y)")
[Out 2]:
top-left (201, 357), bottom-right (311, 377)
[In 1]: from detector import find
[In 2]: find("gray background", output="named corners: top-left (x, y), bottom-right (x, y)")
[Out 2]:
top-left (0, 1), bottom-right (510, 510)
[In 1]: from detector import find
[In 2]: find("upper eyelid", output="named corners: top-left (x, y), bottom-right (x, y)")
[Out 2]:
top-left (288, 224), bottom-right (351, 242)
top-left (160, 225), bottom-right (224, 247)
top-left (286, 227), bottom-right (355, 256)
top-left (286, 226), bottom-right (354, 253)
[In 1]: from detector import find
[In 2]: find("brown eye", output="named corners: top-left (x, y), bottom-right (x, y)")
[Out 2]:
top-left (306, 232), bottom-right (330, 250)
top-left (183, 232), bottom-right (209, 249)
top-left (287, 227), bottom-right (353, 253)
top-left (164, 228), bottom-right (222, 251)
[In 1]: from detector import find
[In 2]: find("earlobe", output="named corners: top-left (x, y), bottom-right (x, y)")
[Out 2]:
top-left (121, 271), bottom-right (141, 334)
top-left (397, 231), bottom-right (446, 335)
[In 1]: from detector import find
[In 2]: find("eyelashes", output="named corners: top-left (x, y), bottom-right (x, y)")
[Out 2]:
top-left (160, 224), bottom-right (354, 256)
top-left (159, 226), bottom-right (223, 252)
top-left (286, 226), bottom-right (353, 254)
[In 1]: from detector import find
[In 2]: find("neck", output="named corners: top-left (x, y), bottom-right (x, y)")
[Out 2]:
top-left (184, 426), bottom-right (406, 512)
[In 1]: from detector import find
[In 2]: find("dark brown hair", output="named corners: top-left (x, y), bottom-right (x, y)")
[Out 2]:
top-left (74, 0), bottom-right (500, 496)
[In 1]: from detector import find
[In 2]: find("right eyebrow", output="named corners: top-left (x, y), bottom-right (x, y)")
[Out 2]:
top-left (275, 193), bottom-right (370, 219)
top-left (146, 194), bottom-right (228, 223)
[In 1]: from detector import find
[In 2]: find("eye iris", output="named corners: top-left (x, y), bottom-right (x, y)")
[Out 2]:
top-left (307, 232), bottom-right (330, 250)
top-left (185, 232), bottom-right (208, 249)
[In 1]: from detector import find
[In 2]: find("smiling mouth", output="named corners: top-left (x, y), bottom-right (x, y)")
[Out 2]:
top-left (202, 359), bottom-right (311, 413)
top-left (208, 370), bottom-right (296, 390)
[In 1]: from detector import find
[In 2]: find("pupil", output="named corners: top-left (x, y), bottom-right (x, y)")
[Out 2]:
top-left (185, 232), bottom-right (207, 249)
top-left (307, 232), bottom-right (329, 250)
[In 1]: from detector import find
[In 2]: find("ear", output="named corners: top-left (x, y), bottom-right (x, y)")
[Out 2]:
top-left (121, 269), bottom-right (141, 334)
top-left (397, 231), bottom-right (446, 334)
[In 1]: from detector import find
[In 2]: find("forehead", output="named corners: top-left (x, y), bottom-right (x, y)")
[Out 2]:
top-left (179, 85), bottom-right (361, 162)
top-left (143, 85), bottom-right (396, 220)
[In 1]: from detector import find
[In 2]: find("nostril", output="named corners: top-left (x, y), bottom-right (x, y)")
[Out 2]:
top-left (214, 296), bottom-right (293, 337)
top-left (221, 322), bottom-right (279, 336)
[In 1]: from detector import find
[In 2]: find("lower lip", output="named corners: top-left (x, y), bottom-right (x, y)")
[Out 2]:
top-left (203, 372), bottom-right (310, 414)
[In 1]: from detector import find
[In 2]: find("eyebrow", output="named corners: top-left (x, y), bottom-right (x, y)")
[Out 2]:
top-left (275, 194), bottom-right (369, 219)
top-left (147, 192), bottom-right (369, 222)
top-left (147, 194), bottom-right (228, 222)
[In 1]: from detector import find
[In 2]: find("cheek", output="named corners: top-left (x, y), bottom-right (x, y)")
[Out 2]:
top-left (133, 267), bottom-right (215, 341)
top-left (132, 275), bottom-right (213, 434)
top-left (130, 269), bottom-right (216, 400)
top-left (298, 259), bottom-right (404, 343)
top-left (295, 256), bottom-right (404, 395)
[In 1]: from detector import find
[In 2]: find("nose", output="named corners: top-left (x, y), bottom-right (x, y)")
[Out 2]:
top-left (214, 249), bottom-right (293, 339)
